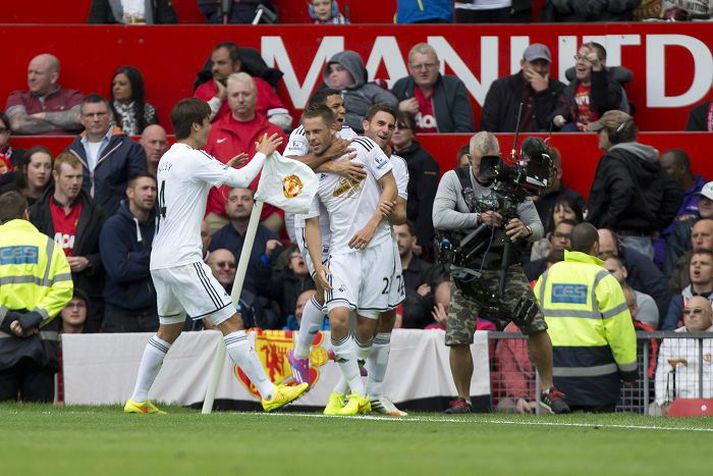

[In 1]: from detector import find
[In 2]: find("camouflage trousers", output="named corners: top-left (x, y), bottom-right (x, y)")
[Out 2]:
top-left (445, 264), bottom-right (548, 346)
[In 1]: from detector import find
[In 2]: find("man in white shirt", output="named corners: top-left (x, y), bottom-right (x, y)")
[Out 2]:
top-left (326, 103), bottom-right (410, 416)
top-left (302, 104), bottom-right (398, 416)
top-left (124, 98), bottom-right (307, 414)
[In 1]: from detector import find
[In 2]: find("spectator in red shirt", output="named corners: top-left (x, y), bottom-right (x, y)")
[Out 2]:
top-left (392, 43), bottom-right (474, 133)
top-left (193, 42), bottom-right (291, 131)
top-left (553, 42), bottom-right (624, 132)
top-left (30, 153), bottom-right (106, 333)
top-left (5, 54), bottom-right (83, 135)
top-left (204, 73), bottom-right (288, 235)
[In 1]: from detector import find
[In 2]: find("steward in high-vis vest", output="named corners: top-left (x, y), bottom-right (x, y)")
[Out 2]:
top-left (0, 191), bottom-right (73, 402)
top-left (534, 222), bottom-right (637, 411)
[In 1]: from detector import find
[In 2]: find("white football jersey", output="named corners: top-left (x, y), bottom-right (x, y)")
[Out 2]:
top-left (151, 143), bottom-right (265, 269)
top-left (391, 154), bottom-right (409, 200)
top-left (305, 137), bottom-right (393, 255)
top-left (287, 124), bottom-right (359, 244)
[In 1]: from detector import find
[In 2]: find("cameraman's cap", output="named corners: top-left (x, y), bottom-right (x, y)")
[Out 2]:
top-left (523, 44), bottom-right (551, 63)
top-left (587, 110), bottom-right (632, 132)
top-left (695, 181), bottom-right (713, 201)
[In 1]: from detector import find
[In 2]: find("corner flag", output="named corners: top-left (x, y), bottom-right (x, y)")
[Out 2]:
top-left (255, 151), bottom-right (318, 214)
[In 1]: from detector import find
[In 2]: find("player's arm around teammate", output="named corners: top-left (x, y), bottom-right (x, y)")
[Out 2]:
top-left (348, 171), bottom-right (397, 250)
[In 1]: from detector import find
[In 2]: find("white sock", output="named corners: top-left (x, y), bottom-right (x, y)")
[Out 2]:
top-left (332, 337), bottom-right (372, 395)
top-left (367, 332), bottom-right (391, 398)
top-left (294, 296), bottom-right (324, 359)
top-left (333, 376), bottom-right (348, 395)
top-left (331, 335), bottom-right (365, 396)
top-left (131, 335), bottom-right (171, 402)
top-left (224, 331), bottom-right (276, 400)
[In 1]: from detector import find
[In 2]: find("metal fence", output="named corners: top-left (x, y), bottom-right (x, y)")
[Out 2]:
top-left (487, 331), bottom-right (713, 415)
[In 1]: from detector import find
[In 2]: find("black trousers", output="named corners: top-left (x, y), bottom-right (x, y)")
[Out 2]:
top-left (102, 308), bottom-right (159, 333)
top-left (455, 7), bottom-right (531, 23)
top-left (0, 358), bottom-right (54, 402)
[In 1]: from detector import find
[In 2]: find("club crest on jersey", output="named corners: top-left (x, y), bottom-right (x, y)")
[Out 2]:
top-left (282, 174), bottom-right (304, 199)
top-left (235, 329), bottom-right (330, 396)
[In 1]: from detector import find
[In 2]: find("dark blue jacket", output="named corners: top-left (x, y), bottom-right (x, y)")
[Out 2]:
top-left (662, 287), bottom-right (713, 331)
top-left (621, 246), bottom-right (671, 320)
top-left (208, 223), bottom-right (279, 296)
top-left (99, 201), bottom-right (157, 312)
top-left (67, 132), bottom-right (148, 216)
top-left (392, 74), bottom-right (474, 132)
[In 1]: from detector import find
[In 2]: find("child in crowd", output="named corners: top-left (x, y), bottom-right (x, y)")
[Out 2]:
top-left (309, 0), bottom-right (349, 24)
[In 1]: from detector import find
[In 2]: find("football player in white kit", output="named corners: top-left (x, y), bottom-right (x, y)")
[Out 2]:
top-left (124, 98), bottom-right (308, 414)
top-left (283, 89), bottom-right (367, 387)
top-left (326, 104), bottom-right (411, 416)
top-left (302, 104), bottom-right (398, 416)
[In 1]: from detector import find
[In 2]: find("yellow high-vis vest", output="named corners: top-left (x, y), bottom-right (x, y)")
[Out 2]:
top-left (0, 219), bottom-right (73, 324)
top-left (534, 250), bottom-right (637, 406)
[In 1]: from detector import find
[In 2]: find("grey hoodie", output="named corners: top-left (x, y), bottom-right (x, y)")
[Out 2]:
top-left (323, 51), bottom-right (398, 133)
top-left (608, 142), bottom-right (659, 162)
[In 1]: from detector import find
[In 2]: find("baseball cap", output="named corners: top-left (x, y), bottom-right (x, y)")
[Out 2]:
top-left (696, 181), bottom-right (713, 201)
top-left (587, 110), bottom-right (632, 132)
top-left (523, 44), bottom-right (551, 63)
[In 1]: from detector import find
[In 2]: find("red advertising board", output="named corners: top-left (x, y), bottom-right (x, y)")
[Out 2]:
top-left (0, 23), bottom-right (710, 132)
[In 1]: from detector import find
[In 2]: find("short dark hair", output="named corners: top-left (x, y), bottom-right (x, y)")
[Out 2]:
top-left (545, 249), bottom-right (565, 265)
top-left (691, 248), bottom-right (713, 261)
top-left (398, 219), bottom-right (416, 236)
top-left (80, 94), bottom-right (110, 114)
top-left (0, 191), bottom-right (28, 223)
top-left (307, 88), bottom-right (342, 108)
top-left (364, 103), bottom-right (397, 123)
top-left (213, 42), bottom-right (241, 64)
top-left (570, 222), bottom-right (599, 253)
top-left (396, 110), bottom-right (416, 132)
top-left (661, 148), bottom-right (691, 171)
top-left (555, 218), bottom-right (578, 229)
top-left (553, 196), bottom-right (584, 224)
top-left (301, 103), bottom-right (336, 127)
top-left (171, 98), bottom-right (211, 140)
top-left (128, 171), bottom-right (157, 188)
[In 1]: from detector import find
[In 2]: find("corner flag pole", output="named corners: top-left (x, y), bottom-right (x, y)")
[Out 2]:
top-left (201, 199), bottom-right (264, 414)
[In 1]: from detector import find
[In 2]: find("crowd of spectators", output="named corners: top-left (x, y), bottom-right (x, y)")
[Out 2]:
top-left (1, 9), bottom-right (712, 409)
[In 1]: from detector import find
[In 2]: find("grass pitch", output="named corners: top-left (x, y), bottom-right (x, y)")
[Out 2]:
top-left (1, 404), bottom-right (711, 476)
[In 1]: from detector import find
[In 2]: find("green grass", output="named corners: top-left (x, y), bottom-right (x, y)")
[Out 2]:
top-left (1, 404), bottom-right (712, 476)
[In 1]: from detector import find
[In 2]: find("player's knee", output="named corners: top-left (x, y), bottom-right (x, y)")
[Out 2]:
top-left (157, 322), bottom-right (184, 343)
top-left (218, 313), bottom-right (245, 334)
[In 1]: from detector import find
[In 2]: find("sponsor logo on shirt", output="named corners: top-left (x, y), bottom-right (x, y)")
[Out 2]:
top-left (551, 283), bottom-right (588, 304)
top-left (332, 176), bottom-right (362, 198)
top-left (0, 245), bottom-right (39, 265)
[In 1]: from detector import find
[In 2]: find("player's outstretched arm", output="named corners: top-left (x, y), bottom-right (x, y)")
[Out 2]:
top-left (222, 133), bottom-right (283, 188)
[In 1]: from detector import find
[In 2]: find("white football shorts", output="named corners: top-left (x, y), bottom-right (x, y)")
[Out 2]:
top-left (386, 239), bottom-right (405, 310)
top-left (325, 240), bottom-right (395, 319)
top-left (152, 261), bottom-right (235, 326)
top-left (295, 224), bottom-right (330, 276)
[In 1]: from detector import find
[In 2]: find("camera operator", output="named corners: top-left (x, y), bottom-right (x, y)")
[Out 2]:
top-left (432, 131), bottom-right (569, 414)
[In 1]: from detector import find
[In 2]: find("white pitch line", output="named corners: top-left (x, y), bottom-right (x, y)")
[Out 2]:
top-left (254, 411), bottom-right (713, 432)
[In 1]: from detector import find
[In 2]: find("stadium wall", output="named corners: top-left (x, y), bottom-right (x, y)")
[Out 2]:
top-left (10, 132), bottom-right (712, 199)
